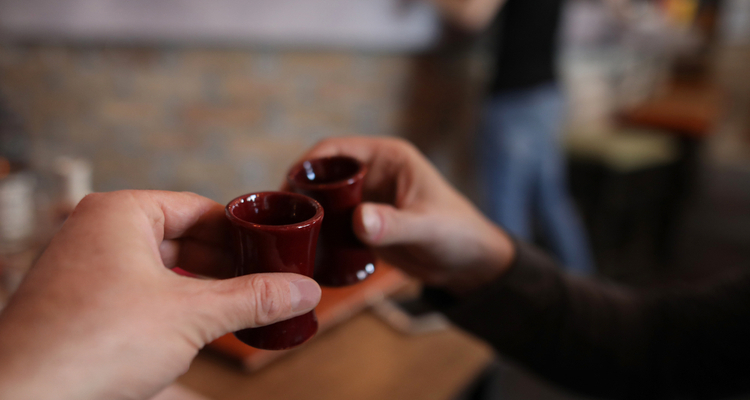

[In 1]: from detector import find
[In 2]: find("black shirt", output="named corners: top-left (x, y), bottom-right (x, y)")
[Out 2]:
top-left (426, 241), bottom-right (750, 399)
top-left (489, 0), bottom-right (564, 93)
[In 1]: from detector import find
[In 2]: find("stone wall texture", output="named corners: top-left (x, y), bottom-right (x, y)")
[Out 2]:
top-left (0, 44), bottom-right (481, 203)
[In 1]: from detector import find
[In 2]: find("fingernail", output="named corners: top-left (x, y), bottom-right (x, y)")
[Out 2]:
top-left (289, 279), bottom-right (321, 312)
top-left (361, 205), bottom-right (381, 240)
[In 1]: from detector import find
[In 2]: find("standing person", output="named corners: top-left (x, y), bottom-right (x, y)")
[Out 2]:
top-left (428, 0), bottom-right (594, 274)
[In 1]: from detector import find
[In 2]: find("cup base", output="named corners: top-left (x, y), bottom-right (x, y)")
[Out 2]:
top-left (315, 248), bottom-right (376, 287)
top-left (233, 311), bottom-right (318, 350)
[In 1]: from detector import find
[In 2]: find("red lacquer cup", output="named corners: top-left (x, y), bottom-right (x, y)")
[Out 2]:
top-left (287, 156), bottom-right (376, 287)
top-left (225, 191), bottom-right (323, 350)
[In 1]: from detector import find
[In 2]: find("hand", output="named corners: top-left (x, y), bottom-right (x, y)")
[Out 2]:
top-left (0, 190), bottom-right (321, 400)
top-left (293, 137), bottom-right (516, 294)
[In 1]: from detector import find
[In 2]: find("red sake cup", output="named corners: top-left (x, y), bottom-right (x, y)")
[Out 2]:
top-left (225, 191), bottom-right (323, 350)
top-left (287, 156), bottom-right (376, 287)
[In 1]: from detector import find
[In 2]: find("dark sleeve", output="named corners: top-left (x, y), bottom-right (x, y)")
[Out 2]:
top-left (426, 241), bottom-right (750, 399)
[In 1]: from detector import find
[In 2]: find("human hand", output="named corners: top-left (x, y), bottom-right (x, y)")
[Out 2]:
top-left (0, 190), bottom-right (321, 400)
top-left (292, 137), bottom-right (515, 294)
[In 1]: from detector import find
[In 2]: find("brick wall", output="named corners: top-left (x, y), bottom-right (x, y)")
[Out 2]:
top-left (0, 44), bottom-right (481, 203)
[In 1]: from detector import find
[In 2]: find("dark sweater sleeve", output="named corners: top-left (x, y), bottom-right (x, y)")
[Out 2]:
top-left (430, 241), bottom-right (750, 399)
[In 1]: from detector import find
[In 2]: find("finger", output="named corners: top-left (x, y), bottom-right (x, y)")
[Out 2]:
top-left (195, 273), bottom-right (321, 339)
top-left (353, 202), bottom-right (431, 247)
top-left (136, 190), bottom-right (230, 244)
top-left (159, 239), bottom-right (234, 279)
top-left (291, 137), bottom-right (423, 204)
top-left (295, 136), bottom-right (381, 162)
top-left (284, 137), bottom-right (380, 194)
top-left (62, 191), bottom-right (231, 275)
top-left (72, 190), bottom-right (230, 246)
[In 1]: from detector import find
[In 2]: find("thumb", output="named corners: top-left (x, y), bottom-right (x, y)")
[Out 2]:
top-left (353, 202), bottom-right (428, 247)
top-left (199, 273), bottom-right (321, 338)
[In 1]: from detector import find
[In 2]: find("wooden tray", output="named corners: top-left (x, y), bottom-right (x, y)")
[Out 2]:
top-left (206, 262), bottom-right (410, 371)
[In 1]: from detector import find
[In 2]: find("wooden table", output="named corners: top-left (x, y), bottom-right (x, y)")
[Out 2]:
top-left (177, 310), bottom-right (494, 400)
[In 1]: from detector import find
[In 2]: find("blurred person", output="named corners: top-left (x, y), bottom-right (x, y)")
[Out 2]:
top-left (0, 190), bottom-right (321, 400)
top-left (427, 0), bottom-right (595, 274)
top-left (2, 137), bottom-right (749, 399)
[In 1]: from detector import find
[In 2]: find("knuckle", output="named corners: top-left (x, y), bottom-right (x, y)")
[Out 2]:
top-left (75, 192), bottom-right (104, 210)
top-left (250, 276), bottom-right (285, 325)
top-left (389, 137), bottom-right (416, 152)
top-left (75, 190), bottom-right (130, 208)
top-left (386, 138), bottom-right (421, 164)
top-left (71, 192), bottom-right (113, 216)
top-left (311, 137), bottom-right (337, 154)
top-left (70, 190), bottom-right (152, 221)
top-left (315, 137), bottom-right (334, 147)
top-left (179, 191), bottom-right (201, 199)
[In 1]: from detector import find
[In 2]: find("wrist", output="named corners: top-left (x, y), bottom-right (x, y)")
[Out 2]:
top-left (445, 224), bottom-right (516, 296)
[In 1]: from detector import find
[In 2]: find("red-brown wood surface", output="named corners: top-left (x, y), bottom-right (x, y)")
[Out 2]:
top-left (619, 83), bottom-right (722, 138)
top-left (207, 262), bottom-right (410, 370)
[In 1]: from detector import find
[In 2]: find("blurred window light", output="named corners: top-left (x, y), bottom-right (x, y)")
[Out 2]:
top-left (719, 0), bottom-right (750, 45)
top-left (0, 0), bottom-right (440, 51)
top-left (660, 0), bottom-right (699, 28)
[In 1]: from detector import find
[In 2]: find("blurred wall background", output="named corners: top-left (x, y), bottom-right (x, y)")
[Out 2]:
top-left (0, 44), bottom-right (483, 203)
top-left (2, 0), bottom-right (748, 205)
top-left (0, 0), bottom-right (487, 204)
top-left (0, 46), bottom-right (410, 201)
top-left (1, 0), bottom-right (749, 260)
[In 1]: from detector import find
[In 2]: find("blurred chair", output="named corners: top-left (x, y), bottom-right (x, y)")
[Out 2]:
top-left (567, 128), bottom-right (680, 277)
top-left (617, 81), bottom-right (721, 262)
top-left (567, 81), bottom-right (720, 275)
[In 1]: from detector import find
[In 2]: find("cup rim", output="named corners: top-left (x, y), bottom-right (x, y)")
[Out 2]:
top-left (225, 191), bottom-right (324, 230)
top-left (286, 155), bottom-right (367, 191)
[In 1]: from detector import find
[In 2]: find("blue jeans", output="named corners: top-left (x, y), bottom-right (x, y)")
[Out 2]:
top-left (478, 84), bottom-right (594, 274)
